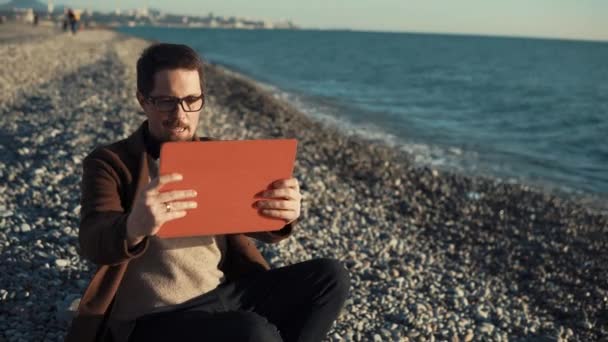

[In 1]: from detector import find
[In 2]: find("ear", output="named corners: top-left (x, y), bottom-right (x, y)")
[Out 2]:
top-left (136, 91), bottom-right (147, 113)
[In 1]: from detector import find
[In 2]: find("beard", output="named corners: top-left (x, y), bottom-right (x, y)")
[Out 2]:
top-left (161, 119), bottom-right (193, 142)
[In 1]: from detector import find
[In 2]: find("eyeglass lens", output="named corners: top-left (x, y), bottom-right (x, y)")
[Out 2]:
top-left (153, 96), bottom-right (203, 112)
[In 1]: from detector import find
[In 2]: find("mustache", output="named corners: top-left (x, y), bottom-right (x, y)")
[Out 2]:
top-left (162, 120), bottom-right (189, 129)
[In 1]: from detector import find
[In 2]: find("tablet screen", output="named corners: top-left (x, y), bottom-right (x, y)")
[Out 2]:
top-left (157, 139), bottom-right (297, 238)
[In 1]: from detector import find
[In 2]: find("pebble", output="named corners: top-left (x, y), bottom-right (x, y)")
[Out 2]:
top-left (476, 304), bottom-right (490, 321)
top-left (20, 223), bottom-right (31, 233)
top-left (55, 259), bottom-right (70, 268)
top-left (479, 323), bottom-right (495, 335)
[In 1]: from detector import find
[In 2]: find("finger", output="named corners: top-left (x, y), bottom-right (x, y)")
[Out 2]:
top-left (161, 201), bottom-right (198, 212)
top-left (162, 210), bottom-right (187, 222)
top-left (259, 209), bottom-right (296, 221)
top-left (262, 188), bottom-right (300, 200)
top-left (150, 173), bottom-right (183, 192)
top-left (272, 178), bottom-right (299, 190)
top-left (256, 200), bottom-right (297, 211)
top-left (157, 190), bottom-right (198, 203)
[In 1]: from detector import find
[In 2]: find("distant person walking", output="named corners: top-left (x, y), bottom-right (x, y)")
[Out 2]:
top-left (67, 9), bottom-right (78, 34)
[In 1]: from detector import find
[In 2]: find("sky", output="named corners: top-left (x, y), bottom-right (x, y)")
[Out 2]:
top-left (8, 0), bottom-right (608, 41)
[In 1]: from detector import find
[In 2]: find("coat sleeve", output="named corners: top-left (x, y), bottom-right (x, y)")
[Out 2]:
top-left (245, 220), bottom-right (297, 243)
top-left (78, 150), bottom-right (149, 265)
top-left (221, 234), bottom-right (270, 281)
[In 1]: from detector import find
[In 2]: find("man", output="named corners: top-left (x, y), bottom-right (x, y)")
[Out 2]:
top-left (67, 9), bottom-right (78, 34)
top-left (65, 43), bottom-right (350, 342)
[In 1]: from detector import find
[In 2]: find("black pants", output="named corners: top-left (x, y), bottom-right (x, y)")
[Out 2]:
top-left (128, 258), bottom-right (350, 342)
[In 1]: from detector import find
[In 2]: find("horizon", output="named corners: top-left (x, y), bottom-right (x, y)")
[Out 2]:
top-left (1, 0), bottom-right (607, 42)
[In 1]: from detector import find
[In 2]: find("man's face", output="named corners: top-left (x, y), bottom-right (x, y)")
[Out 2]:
top-left (138, 68), bottom-right (202, 142)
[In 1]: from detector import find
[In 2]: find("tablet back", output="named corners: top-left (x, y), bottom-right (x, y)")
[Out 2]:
top-left (157, 139), bottom-right (297, 238)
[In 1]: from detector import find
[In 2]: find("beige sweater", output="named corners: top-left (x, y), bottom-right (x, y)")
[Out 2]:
top-left (108, 157), bottom-right (226, 341)
top-left (109, 234), bottom-right (226, 320)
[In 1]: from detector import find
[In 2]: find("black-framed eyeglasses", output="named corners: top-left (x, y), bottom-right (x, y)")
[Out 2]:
top-left (146, 94), bottom-right (205, 112)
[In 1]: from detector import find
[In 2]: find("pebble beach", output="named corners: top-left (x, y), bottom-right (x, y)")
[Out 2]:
top-left (0, 24), bottom-right (607, 342)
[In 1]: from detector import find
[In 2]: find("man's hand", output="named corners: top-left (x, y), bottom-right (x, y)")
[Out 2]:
top-left (256, 178), bottom-right (302, 224)
top-left (126, 173), bottom-right (198, 247)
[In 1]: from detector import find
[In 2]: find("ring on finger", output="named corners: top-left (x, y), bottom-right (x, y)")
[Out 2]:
top-left (165, 202), bottom-right (171, 213)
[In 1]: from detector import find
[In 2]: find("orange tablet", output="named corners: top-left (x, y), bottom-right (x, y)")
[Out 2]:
top-left (157, 139), bottom-right (297, 238)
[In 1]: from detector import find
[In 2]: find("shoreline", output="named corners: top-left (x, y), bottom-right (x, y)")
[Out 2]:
top-left (200, 58), bottom-right (608, 215)
top-left (0, 25), bottom-right (607, 341)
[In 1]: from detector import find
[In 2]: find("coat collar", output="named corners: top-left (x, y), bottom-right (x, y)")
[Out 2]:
top-left (125, 120), bottom-right (204, 200)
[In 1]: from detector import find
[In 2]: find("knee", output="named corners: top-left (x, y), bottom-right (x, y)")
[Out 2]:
top-left (235, 312), bottom-right (282, 342)
top-left (314, 258), bottom-right (351, 300)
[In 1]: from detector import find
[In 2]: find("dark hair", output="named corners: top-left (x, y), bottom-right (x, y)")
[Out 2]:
top-left (136, 43), bottom-right (205, 97)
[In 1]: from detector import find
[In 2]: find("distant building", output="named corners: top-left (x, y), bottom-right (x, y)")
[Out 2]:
top-left (135, 7), bottom-right (148, 18)
top-left (274, 19), bottom-right (296, 29)
top-left (24, 8), bottom-right (34, 23)
top-left (0, 3), bottom-right (299, 31)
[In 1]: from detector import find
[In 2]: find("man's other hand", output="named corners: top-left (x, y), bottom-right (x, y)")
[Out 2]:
top-left (256, 178), bottom-right (302, 224)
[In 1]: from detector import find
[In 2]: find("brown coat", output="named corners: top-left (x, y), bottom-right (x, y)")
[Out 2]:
top-left (65, 122), bottom-right (295, 342)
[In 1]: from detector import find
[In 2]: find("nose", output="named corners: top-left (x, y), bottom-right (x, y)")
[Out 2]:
top-left (167, 103), bottom-right (188, 121)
